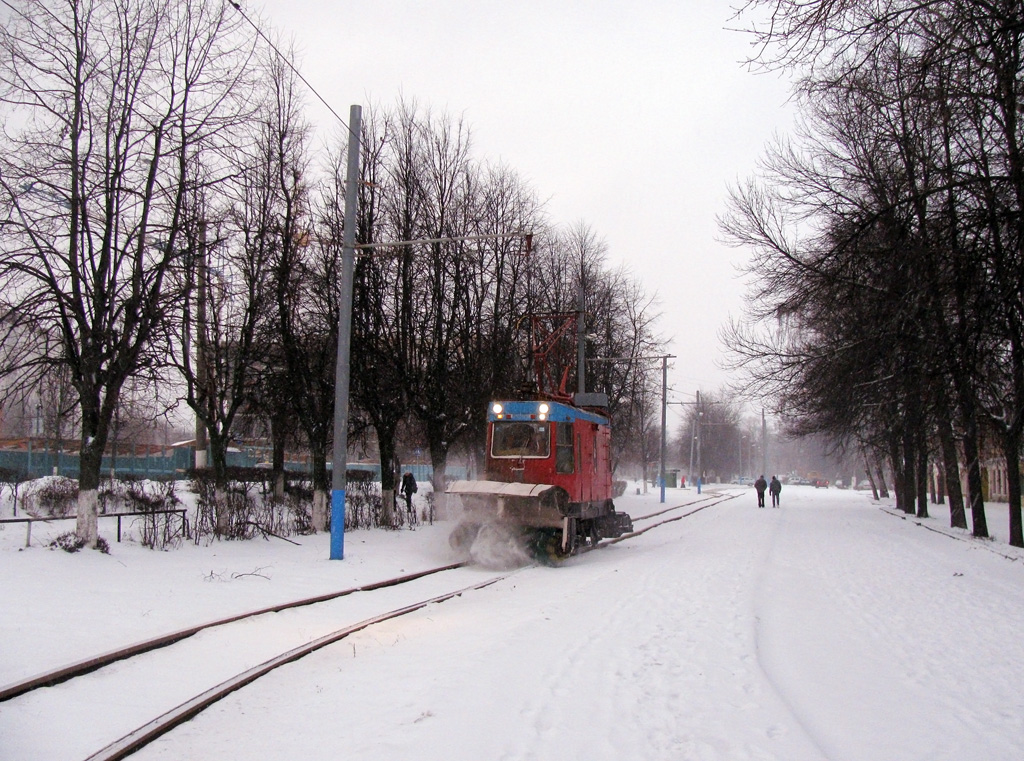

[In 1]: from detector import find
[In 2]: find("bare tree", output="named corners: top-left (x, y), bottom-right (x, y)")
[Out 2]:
top-left (350, 102), bottom-right (541, 515)
top-left (532, 222), bottom-right (666, 474)
top-left (730, 0), bottom-right (1024, 542)
top-left (169, 40), bottom-right (312, 532)
top-left (0, 0), bottom-right (256, 546)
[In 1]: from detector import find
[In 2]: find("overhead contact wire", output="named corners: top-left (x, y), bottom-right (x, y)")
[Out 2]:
top-left (229, 1), bottom-right (353, 135)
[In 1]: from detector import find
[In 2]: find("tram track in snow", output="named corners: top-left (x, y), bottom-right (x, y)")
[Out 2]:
top-left (4, 496), bottom-right (733, 761)
top-left (82, 572), bottom-right (511, 761)
top-left (2, 494), bottom-right (731, 705)
top-left (1, 562), bottom-right (513, 761)
top-left (625, 490), bottom-right (738, 528)
top-left (0, 562), bottom-right (469, 704)
top-left (577, 490), bottom-right (737, 554)
top-left (878, 506), bottom-right (1024, 564)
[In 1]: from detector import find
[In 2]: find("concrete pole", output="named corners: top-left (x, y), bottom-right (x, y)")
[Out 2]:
top-left (659, 355), bottom-right (667, 503)
top-left (696, 389), bottom-right (703, 492)
top-left (688, 417), bottom-right (696, 487)
top-left (195, 221), bottom-right (208, 469)
top-left (330, 105), bottom-right (362, 560)
top-left (761, 408), bottom-right (768, 477)
top-left (576, 281), bottom-right (586, 395)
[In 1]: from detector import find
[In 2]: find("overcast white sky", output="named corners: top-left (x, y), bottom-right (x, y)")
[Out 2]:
top-left (249, 0), bottom-right (793, 421)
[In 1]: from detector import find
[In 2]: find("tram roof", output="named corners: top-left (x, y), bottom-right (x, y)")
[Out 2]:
top-left (487, 400), bottom-right (609, 425)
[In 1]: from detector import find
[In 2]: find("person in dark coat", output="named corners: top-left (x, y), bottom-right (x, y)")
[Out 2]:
top-left (754, 475), bottom-right (768, 507)
top-left (769, 475), bottom-right (782, 507)
top-left (400, 471), bottom-right (418, 512)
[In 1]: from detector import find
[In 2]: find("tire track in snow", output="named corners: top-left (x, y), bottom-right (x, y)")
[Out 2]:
top-left (746, 497), bottom-right (1022, 760)
top-left (504, 557), bottom-right (665, 760)
top-left (509, 501), bottom-right (832, 761)
top-left (749, 506), bottom-right (836, 761)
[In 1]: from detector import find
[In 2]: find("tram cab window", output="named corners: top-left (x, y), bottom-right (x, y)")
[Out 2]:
top-left (491, 421), bottom-right (550, 458)
top-left (556, 422), bottom-right (575, 473)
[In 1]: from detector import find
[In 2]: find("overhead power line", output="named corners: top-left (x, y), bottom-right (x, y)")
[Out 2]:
top-left (229, 1), bottom-right (352, 134)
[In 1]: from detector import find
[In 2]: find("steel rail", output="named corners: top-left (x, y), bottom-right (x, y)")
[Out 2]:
top-left (81, 504), bottom-right (727, 759)
top-left (609, 493), bottom-right (739, 543)
top-left (574, 492), bottom-right (737, 555)
top-left (82, 573), bottom-right (511, 761)
top-left (630, 490), bottom-right (733, 522)
top-left (0, 562), bottom-right (466, 703)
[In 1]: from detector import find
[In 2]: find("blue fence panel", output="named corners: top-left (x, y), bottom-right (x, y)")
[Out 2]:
top-left (0, 446), bottom-right (470, 483)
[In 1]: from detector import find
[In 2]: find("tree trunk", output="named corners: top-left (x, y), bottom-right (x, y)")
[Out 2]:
top-left (916, 433), bottom-right (929, 519)
top-left (963, 433), bottom-right (989, 538)
top-left (958, 389), bottom-right (989, 538)
top-left (874, 456), bottom-right (890, 499)
top-left (271, 414), bottom-right (287, 500)
top-left (312, 489), bottom-right (328, 532)
top-left (902, 426), bottom-right (917, 514)
top-left (890, 435), bottom-right (907, 512)
top-left (865, 462), bottom-right (880, 501)
top-left (429, 442), bottom-right (450, 521)
top-left (1003, 430), bottom-right (1023, 548)
top-left (377, 427), bottom-right (399, 528)
top-left (207, 428), bottom-right (231, 536)
top-left (937, 413), bottom-right (967, 528)
top-left (76, 440), bottom-right (105, 547)
top-left (310, 444), bottom-right (329, 532)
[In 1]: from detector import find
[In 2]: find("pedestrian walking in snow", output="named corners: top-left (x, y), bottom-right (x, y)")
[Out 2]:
top-left (400, 471), bottom-right (418, 514)
top-left (769, 476), bottom-right (782, 507)
top-left (754, 475), bottom-right (767, 508)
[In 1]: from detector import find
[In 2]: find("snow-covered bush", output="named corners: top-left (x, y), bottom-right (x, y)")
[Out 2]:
top-left (344, 476), bottom-right (382, 529)
top-left (50, 531), bottom-right (109, 554)
top-left (23, 477), bottom-right (78, 517)
top-left (190, 470), bottom-right (303, 543)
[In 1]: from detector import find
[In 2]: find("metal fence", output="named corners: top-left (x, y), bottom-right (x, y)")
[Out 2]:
top-left (0, 446), bottom-right (465, 483)
top-left (0, 446), bottom-right (221, 480)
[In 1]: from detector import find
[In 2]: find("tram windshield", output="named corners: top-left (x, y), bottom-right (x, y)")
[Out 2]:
top-left (491, 421), bottom-right (550, 458)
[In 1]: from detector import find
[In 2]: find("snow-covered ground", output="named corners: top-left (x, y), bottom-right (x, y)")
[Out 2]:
top-left (3, 483), bottom-right (1024, 760)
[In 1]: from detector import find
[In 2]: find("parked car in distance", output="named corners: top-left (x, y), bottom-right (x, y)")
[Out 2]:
top-left (732, 476), bottom-right (754, 486)
top-left (812, 478), bottom-right (829, 488)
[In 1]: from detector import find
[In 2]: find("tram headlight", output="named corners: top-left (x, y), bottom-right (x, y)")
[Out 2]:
top-left (492, 403), bottom-right (503, 415)
top-left (538, 403), bottom-right (549, 414)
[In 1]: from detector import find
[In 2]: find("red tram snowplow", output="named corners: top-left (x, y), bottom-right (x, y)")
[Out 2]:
top-left (447, 397), bottom-right (633, 560)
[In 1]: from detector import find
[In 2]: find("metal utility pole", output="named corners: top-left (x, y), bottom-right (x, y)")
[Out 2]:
top-left (330, 104), bottom-right (361, 561)
top-left (761, 408), bottom-right (767, 477)
top-left (589, 356), bottom-right (675, 503)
